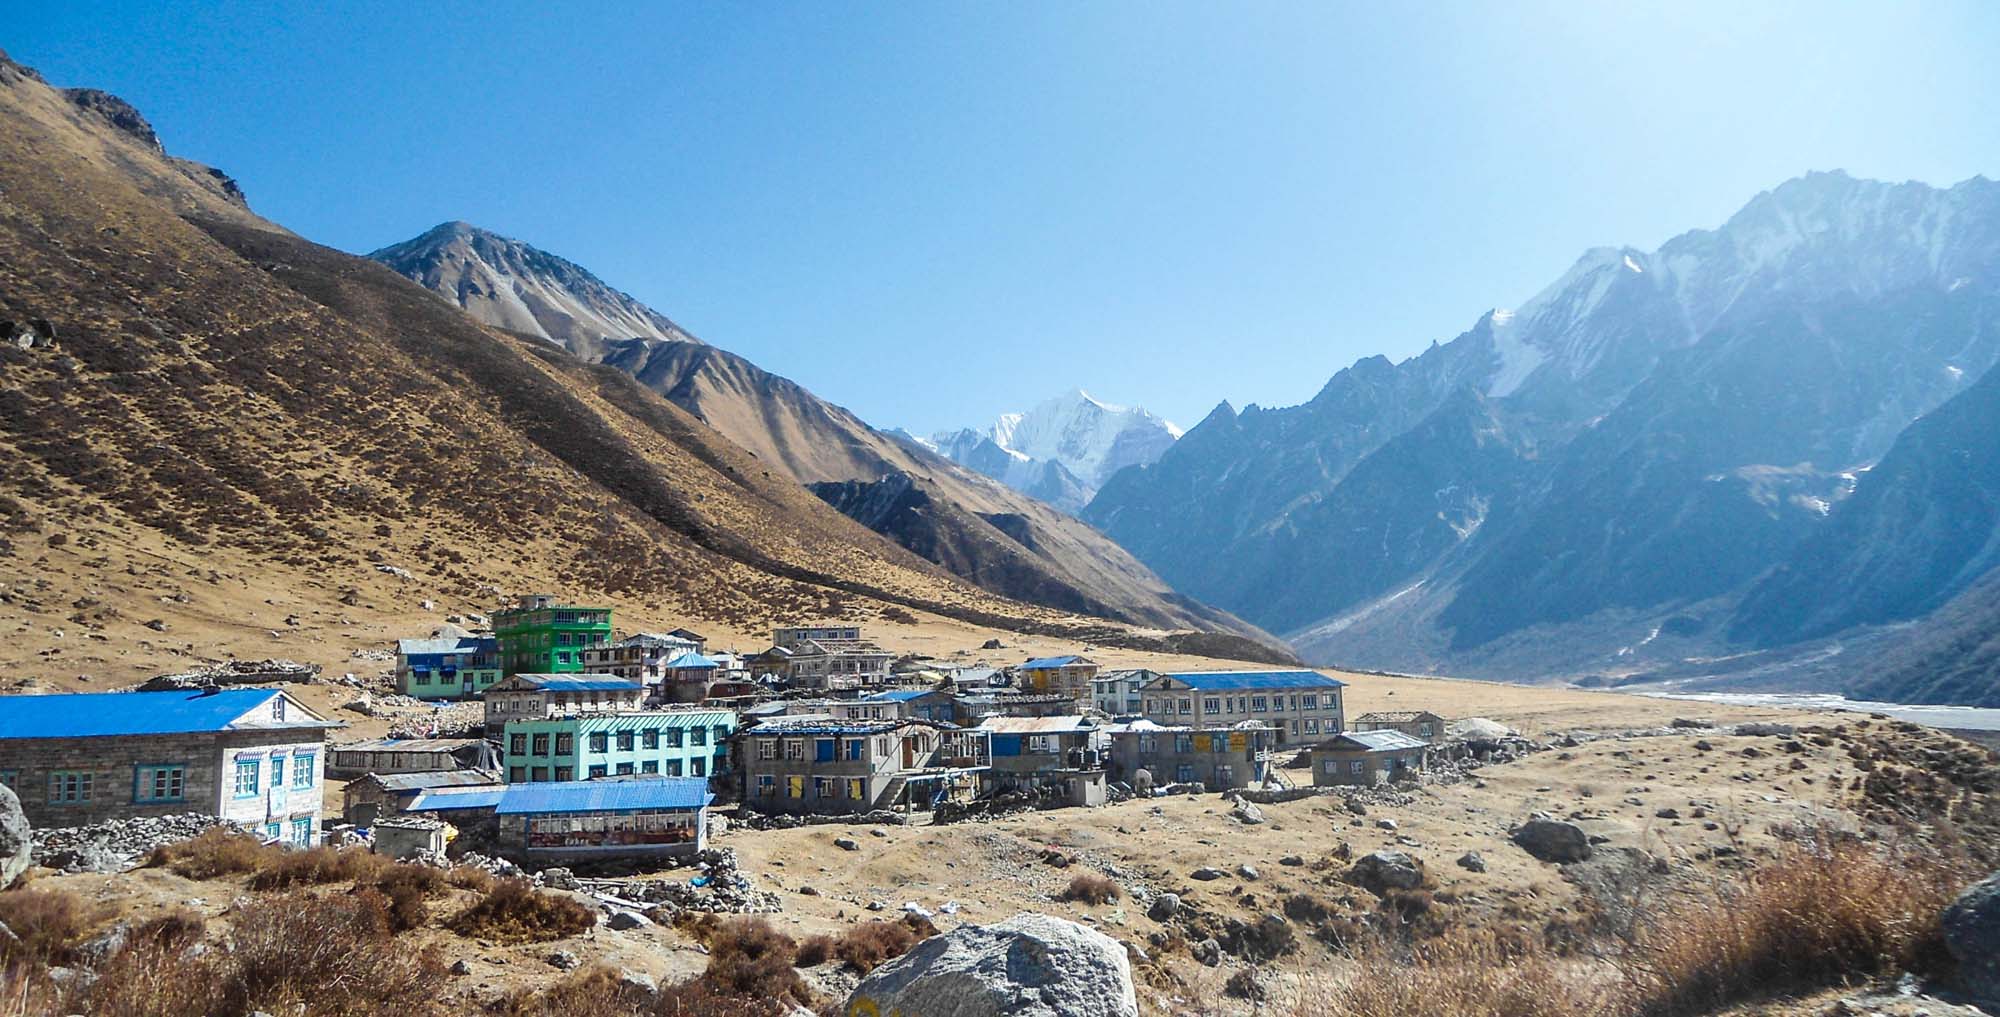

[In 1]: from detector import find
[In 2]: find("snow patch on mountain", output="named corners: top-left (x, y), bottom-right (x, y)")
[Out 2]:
top-left (923, 389), bottom-right (1181, 513)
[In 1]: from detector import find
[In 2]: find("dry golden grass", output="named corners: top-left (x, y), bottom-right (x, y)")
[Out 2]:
top-left (0, 888), bottom-right (98, 968)
top-left (445, 878), bottom-right (595, 943)
top-left (1058, 871), bottom-right (1122, 905)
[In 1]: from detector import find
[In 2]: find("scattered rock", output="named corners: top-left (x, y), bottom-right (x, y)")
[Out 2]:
top-left (1347, 851), bottom-right (1424, 894)
top-left (1942, 870), bottom-right (2000, 1002)
top-left (1456, 852), bottom-right (1487, 873)
top-left (1513, 818), bottom-right (1592, 863)
top-left (843, 912), bottom-right (1137, 1017)
top-left (0, 785), bottom-right (28, 888)
top-left (449, 959), bottom-right (472, 976)
top-left (1192, 938), bottom-right (1222, 967)
top-left (606, 910), bottom-right (651, 930)
top-left (1146, 893), bottom-right (1181, 921)
top-left (1236, 863), bottom-right (1259, 881)
top-left (547, 949), bottom-right (579, 970)
top-left (834, 836), bottom-right (860, 852)
top-left (1230, 800), bottom-right (1266, 825)
top-left (1190, 867), bottom-right (1227, 881)
top-left (1223, 967), bottom-right (1267, 1001)
top-left (1655, 808), bottom-right (1680, 820)
top-left (1733, 722), bottom-right (1796, 737)
top-left (1278, 855), bottom-right (1304, 867)
top-left (1375, 818), bottom-right (1398, 831)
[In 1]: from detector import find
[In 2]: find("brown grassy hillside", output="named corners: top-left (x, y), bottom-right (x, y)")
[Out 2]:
top-left (0, 48), bottom-right (1281, 684)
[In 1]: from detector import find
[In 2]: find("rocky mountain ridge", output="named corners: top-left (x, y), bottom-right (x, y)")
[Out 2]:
top-left (920, 390), bottom-right (1182, 513)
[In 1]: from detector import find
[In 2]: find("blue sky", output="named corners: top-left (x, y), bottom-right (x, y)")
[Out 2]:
top-left (12, 3), bottom-right (1999, 434)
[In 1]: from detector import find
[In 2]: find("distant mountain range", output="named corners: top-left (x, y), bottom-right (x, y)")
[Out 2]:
top-left (368, 223), bottom-right (1282, 654)
top-left (907, 391), bottom-right (1181, 512)
top-left (1085, 171), bottom-right (2000, 706)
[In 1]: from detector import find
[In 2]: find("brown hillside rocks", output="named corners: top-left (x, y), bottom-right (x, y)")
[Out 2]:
top-left (1513, 817), bottom-right (1592, 863)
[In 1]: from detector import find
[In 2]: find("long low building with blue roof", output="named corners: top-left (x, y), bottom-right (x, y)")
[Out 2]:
top-left (1138, 669), bottom-right (1347, 746)
top-left (0, 687), bottom-right (340, 842)
top-left (407, 777), bottom-right (714, 860)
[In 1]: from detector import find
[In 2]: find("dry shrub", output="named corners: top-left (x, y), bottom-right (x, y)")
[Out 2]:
top-left (247, 845), bottom-right (390, 890)
top-left (368, 863), bottom-right (447, 933)
top-left (446, 878), bottom-right (595, 943)
top-left (1308, 929), bottom-right (1613, 1017)
top-left (145, 828), bottom-right (273, 879)
top-left (1059, 872), bottom-right (1122, 905)
top-left (829, 915), bottom-right (934, 974)
top-left (446, 864), bottom-right (499, 893)
top-left (699, 917), bottom-right (809, 1003)
top-left (1618, 836), bottom-right (1970, 1016)
top-left (73, 895), bottom-right (440, 1017)
top-left (0, 888), bottom-right (97, 967)
top-left (652, 977), bottom-right (804, 1017)
top-left (499, 966), bottom-right (652, 1017)
top-left (794, 933), bottom-right (834, 967)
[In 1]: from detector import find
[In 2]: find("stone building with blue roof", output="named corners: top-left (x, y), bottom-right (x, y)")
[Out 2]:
top-left (411, 778), bottom-right (713, 860)
top-left (481, 673), bottom-right (646, 738)
top-left (0, 688), bottom-right (339, 841)
top-left (394, 634), bottom-right (502, 700)
top-left (1138, 670), bottom-right (1346, 746)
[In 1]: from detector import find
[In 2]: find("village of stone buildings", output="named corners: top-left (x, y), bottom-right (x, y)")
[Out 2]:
top-left (6, 591), bottom-right (1999, 1016)
top-left (0, 593), bottom-right (1464, 871)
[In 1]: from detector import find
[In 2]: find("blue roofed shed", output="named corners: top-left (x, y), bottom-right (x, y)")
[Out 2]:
top-left (490, 778), bottom-right (714, 859)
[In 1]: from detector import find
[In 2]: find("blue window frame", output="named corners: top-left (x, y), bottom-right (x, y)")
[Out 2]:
top-left (292, 754), bottom-right (315, 789)
top-left (234, 759), bottom-right (261, 798)
top-left (264, 821), bottom-right (281, 842)
top-left (47, 771), bottom-right (93, 805)
top-left (270, 756), bottom-right (288, 790)
top-left (291, 817), bottom-right (313, 845)
top-left (134, 764), bottom-right (187, 804)
top-left (846, 739), bottom-right (864, 761)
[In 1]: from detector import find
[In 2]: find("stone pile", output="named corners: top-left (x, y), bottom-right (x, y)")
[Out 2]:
top-left (384, 700), bottom-right (485, 738)
top-left (737, 808), bottom-right (909, 830)
top-left (132, 658), bottom-right (321, 691)
top-left (32, 813), bottom-right (237, 873)
top-left (568, 849), bottom-right (783, 916)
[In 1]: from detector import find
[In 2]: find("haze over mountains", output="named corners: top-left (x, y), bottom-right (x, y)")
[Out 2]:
top-left (1085, 171), bottom-right (2000, 705)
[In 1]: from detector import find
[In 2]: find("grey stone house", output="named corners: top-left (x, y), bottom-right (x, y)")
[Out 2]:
top-left (1311, 730), bottom-right (1430, 787)
top-left (0, 688), bottom-right (338, 844)
top-left (1104, 720), bottom-right (1276, 791)
top-left (1351, 710), bottom-right (1447, 743)
top-left (735, 718), bottom-right (990, 815)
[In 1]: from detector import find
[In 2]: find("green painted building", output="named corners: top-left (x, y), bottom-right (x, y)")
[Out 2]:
top-left (493, 595), bottom-right (613, 677)
top-left (502, 709), bottom-right (737, 783)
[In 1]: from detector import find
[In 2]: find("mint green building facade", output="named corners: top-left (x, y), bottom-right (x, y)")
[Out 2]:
top-left (502, 710), bottom-right (736, 784)
top-left (493, 595), bottom-right (613, 677)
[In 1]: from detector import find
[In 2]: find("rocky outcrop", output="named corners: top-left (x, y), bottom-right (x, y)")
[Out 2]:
top-left (845, 913), bottom-right (1137, 1017)
top-left (1512, 818), bottom-right (1592, 863)
top-left (1942, 871), bottom-right (2000, 1003)
top-left (0, 784), bottom-right (30, 887)
top-left (1346, 850), bottom-right (1424, 894)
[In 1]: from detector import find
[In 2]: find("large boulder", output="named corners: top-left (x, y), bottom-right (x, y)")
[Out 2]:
top-left (0, 784), bottom-right (28, 888)
top-left (1346, 850), bottom-right (1424, 895)
top-left (1512, 818), bottom-right (1591, 863)
top-left (844, 912), bottom-right (1137, 1017)
top-left (1942, 871), bottom-right (2000, 1003)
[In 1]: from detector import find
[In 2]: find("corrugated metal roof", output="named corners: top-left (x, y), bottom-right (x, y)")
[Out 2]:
top-left (405, 787), bottom-right (507, 811)
top-left (493, 778), bottom-right (713, 814)
top-left (1322, 730), bottom-right (1430, 752)
top-left (1158, 670), bottom-right (1346, 691)
top-left (397, 636), bottom-right (495, 656)
top-left (1022, 655), bottom-right (1084, 669)
top-left (976, 715), bottom-right (1094, 734)
top-left (334, 738), bottom-right (485, 753)
top-left (744, 717), bottom-right (905, 735)
top-left (361, 770), bottom-right (505, 792)
top-left (664, 652), bottom-right (719, 669)
top-left (0, 689), bottom-right (331, 740)
top-left (863, 689), bottom-right (936, 702)
top-left (507, 674), bottom-right (644, 692)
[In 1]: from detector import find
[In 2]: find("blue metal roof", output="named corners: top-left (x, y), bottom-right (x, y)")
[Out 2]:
top-left (510, 674), bottom-right (644, 692)
top-left (0, 689), bottom-right (325, 740)
top-left (397, 636), bottom-right (496, 657)
top-left (494, 778), bottom-right (713, 815)
top-left (405, 787), bottom-right (507, 811)
top-left (865, 689), bottom-right (934, 702)
top-left (1022, 656), bottom-right (1083, 669)
top-left (664, 652), bottom-right (719, 669)
top-left (1160, 670), bottom-right (1346, 691)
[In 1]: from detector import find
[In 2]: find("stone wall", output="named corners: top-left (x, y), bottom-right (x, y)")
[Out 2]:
top-left (0, 728), bottom-right (324, 830)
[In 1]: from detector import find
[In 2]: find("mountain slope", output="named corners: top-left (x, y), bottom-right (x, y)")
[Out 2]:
top-left (926, 391), bottom-right (1181, 511)
top-left (369, 221), bottom-right (695, 354)
top-left (0, 48), bottom-right (1244, 673)
top-left (369, 226), bottom-right (1285, 652)
top-left (1087, 171), bottom-right (2000, 692)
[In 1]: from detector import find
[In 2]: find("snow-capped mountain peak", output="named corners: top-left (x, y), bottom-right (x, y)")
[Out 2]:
top-left (923, 390), bottom-right (1182, 512)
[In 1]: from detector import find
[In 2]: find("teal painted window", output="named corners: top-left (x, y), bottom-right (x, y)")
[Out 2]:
top-left (134, 764), bottom-right (186, 803)
top-left (270, 756), bottom-right (288, 789)
top-left (690, 727), bottom-right (707, 746)
top-left (48, 771), bottom-right (93, 805)
top-left (555, 734), bottom-right (574, 754)
top-left (292, 754), bottom-right (315, 789)
top-left (531, 734), bottom-right (549, 755)
top-left (641, 761), bottom-right (658, 774)
top-left (664, 728), bottom-right (682, 747)
top-left (291, 817), bottom-right (313, 845)
top-left (510, 734), bottom-right (527, 755)
top-left (264, 822), bottom-right (281, 841)
top-left (642, 729), bottom-right (659, 749)
top-left (615, 763), bottom-right (633, 775)
top-left (234, 760), bottom-right (260, 798)
top-left (554, 766), bottom-right (573, 781)
top-left (589, 733), bottom-right (608, 752)
top-left (616, 731), bottom-right (634, 751)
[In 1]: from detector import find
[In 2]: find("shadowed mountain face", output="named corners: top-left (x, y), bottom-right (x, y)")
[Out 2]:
top-left (370, 225), bottom-right (1287, 654)
top-left (0, 48), bottom-right (1275, 659)
top-left (1086, 171), bottom-right (2000, 702)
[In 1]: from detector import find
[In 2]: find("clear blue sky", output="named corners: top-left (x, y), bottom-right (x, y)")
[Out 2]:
top-left (12, 3), bottom-right (1999, 434)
